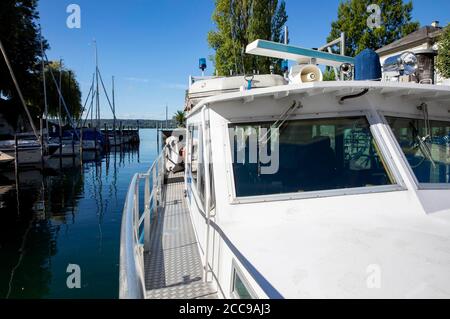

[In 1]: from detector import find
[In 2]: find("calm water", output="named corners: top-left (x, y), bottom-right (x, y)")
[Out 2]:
top-left (0, 129), bottom-right (158, 299)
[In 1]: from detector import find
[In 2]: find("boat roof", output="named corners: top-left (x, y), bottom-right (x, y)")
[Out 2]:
top-left (187, 81), bottom-right (450, 117)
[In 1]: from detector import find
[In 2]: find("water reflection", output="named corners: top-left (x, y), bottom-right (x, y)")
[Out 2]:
top-left (0, 129), bottom-right (154, 299)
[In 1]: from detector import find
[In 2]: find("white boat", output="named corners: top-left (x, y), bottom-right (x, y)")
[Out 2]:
top-left (0, 139), bottom-right (43, 165)
top-left (120, 37), bottom-right (450, 299)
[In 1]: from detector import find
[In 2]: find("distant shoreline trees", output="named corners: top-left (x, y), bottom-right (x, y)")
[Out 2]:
top-left (208, 0), bottom-right (288, 76)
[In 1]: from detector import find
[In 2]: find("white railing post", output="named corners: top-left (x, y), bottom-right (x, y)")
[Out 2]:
top-left (144, 174), bottom-right (151, 252)
top-left (153, 165), bottom-right (158, 218)
top-left (134, 177), bottom-right (140, 236)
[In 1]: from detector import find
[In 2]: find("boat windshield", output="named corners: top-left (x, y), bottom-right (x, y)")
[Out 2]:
top-left (229, 116), bottom-right (395, 197)
top-left (386, 116), bottom-right (450, 184)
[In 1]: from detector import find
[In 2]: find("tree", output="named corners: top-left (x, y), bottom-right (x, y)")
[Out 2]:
top-left (208, 0), bottom-right (288, 76)
top-left (327, 0), bottom-right (419, 57)
top-left (436, 24), bottom-right (450, 80)
top-left (44, 61), bottom-right (82, 122)
top-left (174, 110), bottom-right (186, 128)
top-left (0, 0), bottom-right (48, 122)
top-left (323, 68), bottom-right (337, 81)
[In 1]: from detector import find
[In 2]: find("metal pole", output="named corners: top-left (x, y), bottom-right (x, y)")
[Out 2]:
top-left (0, 39), bottom-right (39, 141)
top-left (59, 59), bottom-right (63, 163)
top-left (94, 41), bottom-right (100, 129)
top-left (112, 76), bottom-right (117, 147)
top-left (144, 173), bottom-right (150, 252)
top-left (39, 27), bottom-right (49, 141)
top-left (340, 32), bottom-right (346, 81)
top-left (166, 104), bottom-right (168, 128)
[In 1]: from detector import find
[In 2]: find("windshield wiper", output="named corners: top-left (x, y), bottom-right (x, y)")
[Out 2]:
top-left (409, 121), bottom-right (436, 169)
top-left (260, 100), bottom-right (302, 146)
top-left (416, 135), bottom-right (436, 169)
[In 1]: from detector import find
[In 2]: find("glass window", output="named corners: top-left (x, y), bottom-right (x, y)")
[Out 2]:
top-left (386, 116), bottom-right (450, 184)
top-left (229, 116), bottom-right (394, 197)
top-left (188, 125), bottom-right (205, 203)
top-left (232, 269), bottom-right (253, 299)
top-left (189, 125), bottom-right (199, 183)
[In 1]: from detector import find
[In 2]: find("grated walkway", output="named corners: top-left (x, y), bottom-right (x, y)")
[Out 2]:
top-left (144, 172), bottom-right (217, 299)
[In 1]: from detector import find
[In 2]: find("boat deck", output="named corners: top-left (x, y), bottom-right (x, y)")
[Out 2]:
top-left (144, 172), bottom-right (217, 299)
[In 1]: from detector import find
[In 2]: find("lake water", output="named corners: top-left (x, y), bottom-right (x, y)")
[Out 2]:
top-left (0, 129), bottom-right (158, 299)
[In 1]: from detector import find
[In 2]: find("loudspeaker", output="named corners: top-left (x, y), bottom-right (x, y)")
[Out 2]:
top-left (289, 64), bottom-right (323, 84)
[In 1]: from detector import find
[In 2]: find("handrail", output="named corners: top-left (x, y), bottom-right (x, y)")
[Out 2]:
top-left (119, 148), bottom-right (166, 299)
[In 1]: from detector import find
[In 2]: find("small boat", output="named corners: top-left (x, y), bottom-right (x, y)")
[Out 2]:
top-left (0, 138), bottom-right (57, 166)
top-left (79, 128), bottom-right (105, 152)
top-left (50, 137), bottom-right (81, 157)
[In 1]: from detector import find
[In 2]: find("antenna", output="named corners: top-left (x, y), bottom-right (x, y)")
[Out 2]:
top-left (246, 38), bottom-right (354, 68)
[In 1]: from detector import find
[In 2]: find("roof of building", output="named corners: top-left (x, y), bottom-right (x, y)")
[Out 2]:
top-left (376, 26), bottom-right (442, 56)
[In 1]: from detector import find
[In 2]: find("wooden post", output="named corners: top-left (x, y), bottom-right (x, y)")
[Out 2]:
top-left (40, 117), bottom-right (44, 169)
top-left (14, 134), bottom-right (19, 171)
top-left (72, 133), bottom-right (75, 166)
top-left (104, 123), bottom-right (109, 152)
top-left (80, 127), bottom-right (83, 165)
top-left (14, 134), bottom-right (20, 215)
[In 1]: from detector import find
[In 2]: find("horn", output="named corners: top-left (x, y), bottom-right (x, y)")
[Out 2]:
top-left (289, 64), bottom-right (323, 84)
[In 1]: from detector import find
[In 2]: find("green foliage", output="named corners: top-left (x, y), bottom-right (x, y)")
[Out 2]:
top-left (45, 61), bottom-right (82, 121)
top-left (174, 110), bottom-right (186, 128)
top-left (0, 1), bottom-right (83, 129)
top-left (208, 0), bottom-right (288, 76)
top-left (0, 0), bottom-right (48, 119)
top-left (436, 24), bottom-right (450, 80)
top-left (323, 68), bottom-right (337, 81)
top-left (327, 0), bottom-right (419, 57)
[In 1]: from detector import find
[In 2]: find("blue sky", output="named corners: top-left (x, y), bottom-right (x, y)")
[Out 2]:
top-left (38, 0), bottom-right (450, 120)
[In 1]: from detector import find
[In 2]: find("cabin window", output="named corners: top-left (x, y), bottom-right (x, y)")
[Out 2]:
top-left (229, 116), bottom-right (394, 197)
top-left (231, 267), bottom-right (254, 299)
top-left (386, 116), bottom-right (450, 184)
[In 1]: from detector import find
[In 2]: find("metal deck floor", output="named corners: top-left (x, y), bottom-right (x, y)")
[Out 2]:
top-left (144, 172), bottom-right (217, 299)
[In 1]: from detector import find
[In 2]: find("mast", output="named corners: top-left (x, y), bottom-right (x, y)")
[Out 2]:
top-left (59, 59), bottom-right (63, 129)
top-left (94, 40), bottom-right (100, 129)
top-left (112, 76), bottom-right (116, 143)
top-left (39, 26), bottom-right (49, 140)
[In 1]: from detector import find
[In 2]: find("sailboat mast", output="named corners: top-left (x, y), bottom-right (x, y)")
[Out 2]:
top-left (112, 76), bottom-right (116, 134)
top-left (95, 40), bottom-right (100, 129)
top-left (59, 58), bottom-right (63, 128)
top-left (39, 27), bottom-right (49, 139)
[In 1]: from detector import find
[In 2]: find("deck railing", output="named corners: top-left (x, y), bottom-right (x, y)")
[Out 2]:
top-left (119, 148), bottom-right (166, 299)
